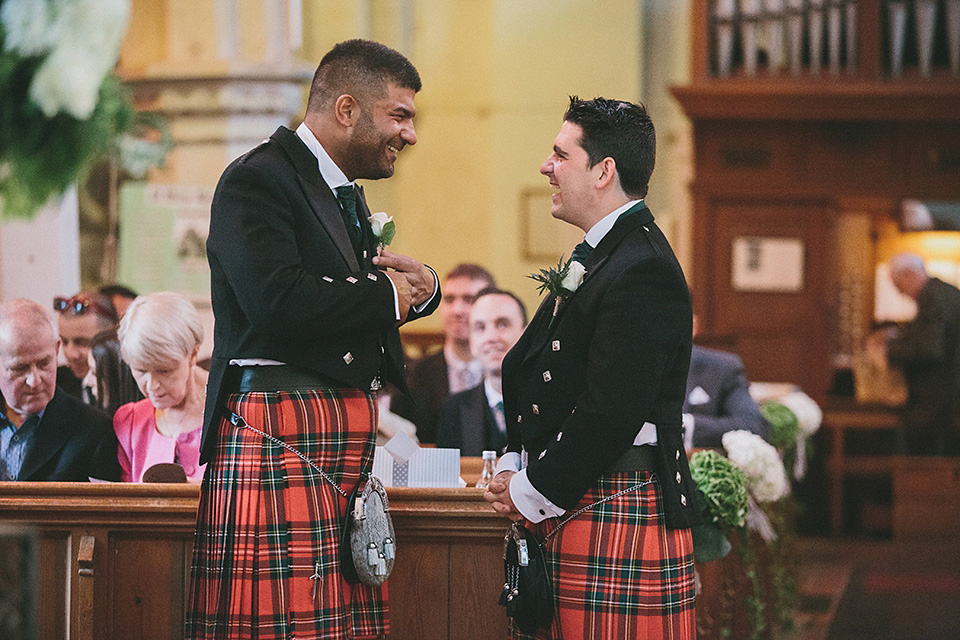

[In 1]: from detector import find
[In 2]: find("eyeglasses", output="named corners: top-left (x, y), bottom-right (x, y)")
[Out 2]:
top-left (53, 296), bottom-right (115, 319)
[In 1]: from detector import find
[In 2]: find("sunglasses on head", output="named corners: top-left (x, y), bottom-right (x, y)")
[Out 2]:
top-left (53, 296), bottom-right (114, 319)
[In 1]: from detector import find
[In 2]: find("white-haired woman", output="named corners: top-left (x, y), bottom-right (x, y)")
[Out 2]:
top-left (115, 292), bottom-right (207, 482)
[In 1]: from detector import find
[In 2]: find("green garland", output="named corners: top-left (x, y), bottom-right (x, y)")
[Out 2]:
top-left (689, 450), bottom-right (749, 563)
top-left (0, 22), bottom-right (133, 219)
top-left (760, 400), bottom-right (800, 451)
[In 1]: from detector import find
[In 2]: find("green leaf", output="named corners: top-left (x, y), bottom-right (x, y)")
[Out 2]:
top-left (691, 522), bottom-right (733, 563)
top-left (379, 220), bottom-right (396, 246)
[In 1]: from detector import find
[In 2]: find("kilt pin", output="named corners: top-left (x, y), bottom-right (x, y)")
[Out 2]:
top-left (501, 203), bottom-right (701, 639)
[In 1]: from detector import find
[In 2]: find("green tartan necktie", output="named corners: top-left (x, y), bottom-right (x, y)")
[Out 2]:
top-left (335, 185), bottom-right (362, 248)
top-left (570, 240), bottom-right (592, 264)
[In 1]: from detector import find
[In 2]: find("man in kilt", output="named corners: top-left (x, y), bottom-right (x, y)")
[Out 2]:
top-left (187, 39), bottom-right (440, 639)
top-left (485, 97), bottom-right (701, 639)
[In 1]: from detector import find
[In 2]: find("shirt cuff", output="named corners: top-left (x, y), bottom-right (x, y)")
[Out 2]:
top-left (508, 468), bottom-right (566, 523)
top-left (683, 413), bottom-right (694, 450)
top-left (495, 451), bottom-right (522, 475)
top-left (411, 266), bottom-right (439, 314)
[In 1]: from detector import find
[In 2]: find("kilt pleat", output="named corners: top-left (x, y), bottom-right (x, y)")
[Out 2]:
top-left (186, 389), bottom-right (388, 640)
top-left (513, 471), bottom-right (696, 640)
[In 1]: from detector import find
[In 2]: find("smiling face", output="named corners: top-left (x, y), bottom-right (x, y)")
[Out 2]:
top-left (540, 120), bottom-right (601, 232)
top-left (128, 351), bottom-right (196, 411)
top-left (348, 82), bottom-right (417, 180)
top-left (469, 294), bottom-right (526, 378)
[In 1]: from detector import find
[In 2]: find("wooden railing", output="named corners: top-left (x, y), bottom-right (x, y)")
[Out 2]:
top-left (0, 475), bottom-right (800, 639)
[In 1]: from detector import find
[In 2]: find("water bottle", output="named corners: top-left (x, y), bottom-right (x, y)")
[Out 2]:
top-left (476, 450), bottom-right (497, 489)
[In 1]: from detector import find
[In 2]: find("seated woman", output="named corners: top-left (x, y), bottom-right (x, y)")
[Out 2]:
top-left (82, 328), bottom-right (144, 417)
top-left (115, 292), bottom-right (207, 483)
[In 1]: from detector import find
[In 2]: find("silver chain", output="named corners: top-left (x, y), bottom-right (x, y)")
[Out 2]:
top-left (543, 478), bottom-right (653, 544)
top-left (230, 412), bottom-right (350, 498)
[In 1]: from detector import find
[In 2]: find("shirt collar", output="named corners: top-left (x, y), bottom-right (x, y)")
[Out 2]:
top-left (483, 378), bottom-right (503, 409)
top-left (583, 199), bottom-right (644, 249)
top-left (295, 122), bottom-right (353, 191)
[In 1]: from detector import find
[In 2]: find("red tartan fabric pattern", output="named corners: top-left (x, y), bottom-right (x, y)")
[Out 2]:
top-left (513, 472), bottom-right (696, 640)
top-left (186, 389), bottom-right (388, 640)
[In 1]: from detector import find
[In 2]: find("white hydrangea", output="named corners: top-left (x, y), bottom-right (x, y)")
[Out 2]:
top-left (722, 429), bottom-right (789, 503)
top-left (23, 0), bottom-right (130, 119)
top-left (778, 390), bottom-right (822, 437)
top-left (0, 0), bottom-right (63, 56)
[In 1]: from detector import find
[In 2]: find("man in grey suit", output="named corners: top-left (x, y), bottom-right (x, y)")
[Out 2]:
top-left (682, 315), bottom-right (770, 448)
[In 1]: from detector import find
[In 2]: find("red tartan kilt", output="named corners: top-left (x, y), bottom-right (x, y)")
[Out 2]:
top-left (186, 389), bottom-right (388, 640)
top-left (515, 472), bottom-right (696, 640)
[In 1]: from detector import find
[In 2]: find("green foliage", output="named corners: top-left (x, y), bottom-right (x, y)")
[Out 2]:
top-left (379, 220), bottom-right (396, 246)
top-left (689, 450), bottom-right (749, 528)
top-left (0, 27), bottom-right (134, 218)
top-left (527, 255), bottom-right (571, 296)
top-left (760, 401), bottom-right (800, 451)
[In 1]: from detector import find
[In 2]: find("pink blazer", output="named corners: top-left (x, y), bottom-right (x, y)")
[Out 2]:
top-left (113, 399), bottom-right (206, 483)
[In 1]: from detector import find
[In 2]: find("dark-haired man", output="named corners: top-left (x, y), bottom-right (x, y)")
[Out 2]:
top-left (54, 291), bottom-right (118, 402)
top-left (436, 288), bottom-right (527, 456)
top-left (485, 97), bottom-right (699, 637)
top-left (391, 262), bottom-right (496, 443)
top-left (188, 39), bottom-right (440, 639)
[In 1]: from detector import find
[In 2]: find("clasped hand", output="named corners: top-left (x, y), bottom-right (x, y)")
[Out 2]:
top-left (483, 471), bottom-right (524, 521)
top-left (375, 251), bottom-right (436, 323)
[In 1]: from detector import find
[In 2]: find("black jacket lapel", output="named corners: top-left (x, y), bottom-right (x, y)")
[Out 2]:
top-left (18, 392), bottom-right (69, 480)
top-left (271, 127), bottom-right (360, 271)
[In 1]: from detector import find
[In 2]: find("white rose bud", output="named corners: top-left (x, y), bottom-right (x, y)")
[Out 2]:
top-left (560, 261), bottom-right (586, 293)
top-left (369, 212), bottom-right (392, 237)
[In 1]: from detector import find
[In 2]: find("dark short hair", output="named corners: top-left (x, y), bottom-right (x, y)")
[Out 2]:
top-left (98, 284), bottom-right (138, 300)
top-left (473, 287), bottom-right (528, 326)
top-left (563, 96), bottom-right (655, 199)
top-left (445, 263), bottom-right (496, 288)
top-left (89, 328), bottom-right (144, 417)
top-left (307, 39), bottom-right (421, 112)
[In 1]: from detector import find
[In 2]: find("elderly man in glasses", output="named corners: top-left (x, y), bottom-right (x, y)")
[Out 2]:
top-left (53, 292), bottom-right (118, 402)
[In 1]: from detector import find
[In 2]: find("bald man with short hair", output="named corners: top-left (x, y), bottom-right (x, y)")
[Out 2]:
top-left (886, 253), bottom-right (960, 455)
top-left (0, 300), bottom-right (119, 481)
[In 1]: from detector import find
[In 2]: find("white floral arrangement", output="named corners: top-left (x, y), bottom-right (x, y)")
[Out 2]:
top-left (3, 0), bottom-right (130, 120)
top-left (0, 0), bottom-right (134, 218)
top-left (778, 390), bottom-right (822, 438)
top-left (722, 429), bottom-right (790, 504)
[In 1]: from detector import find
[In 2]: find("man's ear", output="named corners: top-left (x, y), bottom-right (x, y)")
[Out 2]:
top-left (595, 157), bottom-right (618, 190)
top-left (334, 94), bottom-right (359, 128)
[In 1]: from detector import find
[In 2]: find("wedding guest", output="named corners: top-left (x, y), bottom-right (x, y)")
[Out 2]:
top-left (54, 291), bottom-right (118, 401)
top-left (0, 299), bottom-right (120, 481)
top-left (436, 288), bottom-right (527, 456)
top-left (391, 263), bottom-right (496, 443)
top-left (81, 328), bottom-right (144, 417)
top-left (98, 283), bottom-right (139, 318)
top-left (115, 292), bottom-right (207, 483)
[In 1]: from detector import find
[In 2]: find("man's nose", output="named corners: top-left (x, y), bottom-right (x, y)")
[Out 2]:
top-left (402, 123), bottom-right (417, 146)
top-left (25, 367), bottom-right (39, 387)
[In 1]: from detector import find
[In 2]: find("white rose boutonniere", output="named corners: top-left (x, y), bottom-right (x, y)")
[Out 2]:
top-left (368, 212), bottom-right (395, 254)
top-left (529, 257), bottom-right (587, 326)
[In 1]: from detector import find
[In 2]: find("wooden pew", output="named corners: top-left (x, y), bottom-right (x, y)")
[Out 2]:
top-left (0, 482), bottom-right (508, 640)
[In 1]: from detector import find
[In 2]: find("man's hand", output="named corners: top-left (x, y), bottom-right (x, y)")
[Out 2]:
top-left (385, 271), bottom-right (412, 323)
top-left (484, 470), bottom-right (524, 521)
top-left (373, 250), bottom-right (436, 307)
